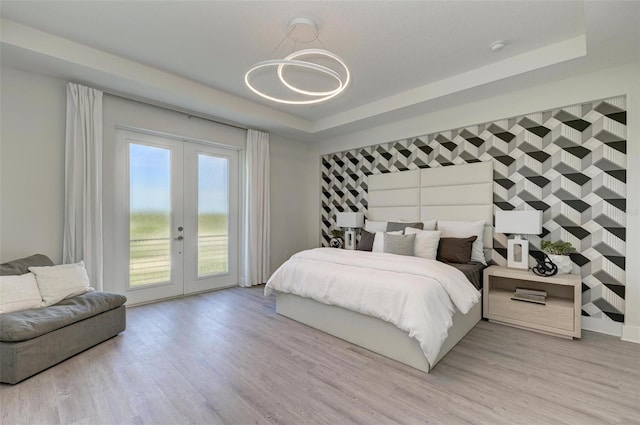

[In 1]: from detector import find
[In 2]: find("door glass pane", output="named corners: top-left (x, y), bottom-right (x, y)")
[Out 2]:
top-left (129, 143), bottom-right (171, 287)
top-left (198, 154), bottom-right (229, 276)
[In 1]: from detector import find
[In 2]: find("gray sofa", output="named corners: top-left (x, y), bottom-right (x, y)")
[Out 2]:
top-left (0, 254), bottom-right (126, 384)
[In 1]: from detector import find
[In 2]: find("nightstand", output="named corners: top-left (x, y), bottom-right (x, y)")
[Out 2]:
top-left (483, 266), bottom-right (581, 339)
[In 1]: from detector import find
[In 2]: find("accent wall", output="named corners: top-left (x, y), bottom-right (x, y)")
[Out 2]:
top-left (320, 96), bottom-right (627, 329)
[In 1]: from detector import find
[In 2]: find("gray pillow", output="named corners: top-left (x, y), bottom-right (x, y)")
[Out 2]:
top-left (383, 233), bottom-right (416, 256)
top-left (357, 230), bottom-right (375, 251)
top-left (386, 221), bottom-right (424, 232)
top-left (0, 254), bottom-right (54, 276)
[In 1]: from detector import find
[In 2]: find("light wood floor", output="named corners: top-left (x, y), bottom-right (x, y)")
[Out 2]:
top-left (1, 286), bottom-right (639, 425)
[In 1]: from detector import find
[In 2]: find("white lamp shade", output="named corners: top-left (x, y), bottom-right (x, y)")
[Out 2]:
top-left (495, 210), bottom-right (542, 235)
top-left (336, 212), bottom-right (364, 228)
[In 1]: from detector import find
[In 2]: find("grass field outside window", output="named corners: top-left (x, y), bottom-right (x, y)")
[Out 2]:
top-left (130, 212), bottom-right (228, 286)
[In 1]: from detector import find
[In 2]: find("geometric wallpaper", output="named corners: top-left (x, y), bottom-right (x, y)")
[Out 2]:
top-left (320, 96), bottom-right (627, 326)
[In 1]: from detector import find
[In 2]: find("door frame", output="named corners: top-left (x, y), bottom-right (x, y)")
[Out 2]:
top-left (110, 126), bottom-right (243, 305)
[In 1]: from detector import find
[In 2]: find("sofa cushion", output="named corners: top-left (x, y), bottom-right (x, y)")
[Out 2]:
top-left (29, 261), bottom-right (94, 306)
top-left (0, 273), bottom-right (44, 314)
top-left (0, 254), bottom-right (55, 276)
top-left (0, 291), bottom-right (126, 342)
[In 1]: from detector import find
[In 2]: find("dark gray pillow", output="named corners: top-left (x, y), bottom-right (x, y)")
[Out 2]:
top-left (437, 236), bottom-right (478, 264)
top-left (383, 233), bottom-right (416, 256)
top-left (0, 254), bottom-right (54, 276)
top-left (357, 230), bottom-right (375, 251)
top-left (386, 221), bottom-right (424, 232)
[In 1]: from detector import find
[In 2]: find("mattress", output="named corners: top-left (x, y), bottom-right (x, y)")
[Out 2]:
top-left (266, 248), bottom-right (481, 366)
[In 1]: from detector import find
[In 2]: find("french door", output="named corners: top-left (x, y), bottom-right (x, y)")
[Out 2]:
top-left (115, 129), bottom-right (239, 305)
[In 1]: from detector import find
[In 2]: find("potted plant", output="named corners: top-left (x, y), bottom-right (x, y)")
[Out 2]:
top-left (540, 240), bottom-right (575, 274)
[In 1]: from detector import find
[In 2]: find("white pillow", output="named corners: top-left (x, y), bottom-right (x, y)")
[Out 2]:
top-left (422, 220), bottom-right (437, 231)
top-left (29, 261), bottom-right (94, 306)
top-left (372, 231), bottom-right (403, 252)
top-left (365, 219), bottom-right (388, 233)
top-left (437, 220), bottom-right (486, 265)
top-left (405, 228), bottom-right (442, 260)
top-left (0, 273), bottom-right (44, 314)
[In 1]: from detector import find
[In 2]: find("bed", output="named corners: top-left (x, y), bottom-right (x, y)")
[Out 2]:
top-left (268, 161), bottom-right (494, 372)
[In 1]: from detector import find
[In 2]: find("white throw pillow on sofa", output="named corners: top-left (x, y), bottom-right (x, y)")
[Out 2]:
top-left (0, 273), bottom-right (44, 314)
top-left (405, 228), bottom-right (442, 260)
top-left (437, 220), bottom-right (486, 265)
top-left (29, 261), bottom-right (94, 306)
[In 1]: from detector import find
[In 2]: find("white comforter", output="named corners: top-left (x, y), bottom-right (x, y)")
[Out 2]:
top-left (265, 248), bottom-right (481, 366)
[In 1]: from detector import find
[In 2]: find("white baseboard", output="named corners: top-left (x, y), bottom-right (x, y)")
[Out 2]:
top-left (622, 325), bottom-right (640, 344)
top-left (581, 316), bottom-right (622, 337)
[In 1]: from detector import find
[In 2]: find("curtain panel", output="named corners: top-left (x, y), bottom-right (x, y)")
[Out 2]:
top-left (63, 83), bottom-right (104, 290)
top-left (242, 129), bottom-right (270, 287)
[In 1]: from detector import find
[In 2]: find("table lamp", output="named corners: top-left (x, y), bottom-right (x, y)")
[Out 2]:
top-left (495, 210), bottom-right (543, 269)
top-left (336, 212), bottom-right (364, 250)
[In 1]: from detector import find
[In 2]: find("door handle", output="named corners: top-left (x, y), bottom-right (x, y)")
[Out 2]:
top-left (174, 236), bottom-right (184, 241)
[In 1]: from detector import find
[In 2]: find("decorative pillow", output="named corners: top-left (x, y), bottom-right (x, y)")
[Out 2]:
top-left (437, 236), bottom-right (478, 264)
top-left (383, 234), bottom-right (416, 256)
top-left (386, 221), bottom-right (424, 232)
top-left (0, 263), bottom-right (16, 277)
top-left (357, 230), bottom-right (375, 251)
top-left (0, 273), bottom-right (44, 314)
top-left (437, 220), bottom-right (486, 265)
top-left (398, 219), bottom-right (436, 230)
top-left (0, 254), bottom-right (54, 276)
top-left (28, 261), bottom-right (94, 306)
top-left (405, 228), bottom-right (442, 260)
top-left (364, 219), bottom-right (387, 233)
top-left (421, 220), bottom-right (437, 231)
top-left (372, 231), bottom-right (403, 252)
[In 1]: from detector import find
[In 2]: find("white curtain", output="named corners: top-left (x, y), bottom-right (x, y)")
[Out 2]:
top-left (242, 129), bottom-right (270, 287)
top-left (63, 83), bottom-right (104, 290)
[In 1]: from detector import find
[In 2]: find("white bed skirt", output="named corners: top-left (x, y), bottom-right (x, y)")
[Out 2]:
top-left (276, 292), bottom-right (482, 372)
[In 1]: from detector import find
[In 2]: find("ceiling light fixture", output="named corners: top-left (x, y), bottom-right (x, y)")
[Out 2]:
top-left (490, 40), bottom-right (506, 52)
top-left (244, 18), bottom-right (351, 105)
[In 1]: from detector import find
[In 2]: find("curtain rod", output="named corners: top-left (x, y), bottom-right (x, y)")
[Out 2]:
top-left (103, 91), bottom-right (250, 132)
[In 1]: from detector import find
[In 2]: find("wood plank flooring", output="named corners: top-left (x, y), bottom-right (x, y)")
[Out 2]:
top-left (1, 285), bottom-right (639, 425)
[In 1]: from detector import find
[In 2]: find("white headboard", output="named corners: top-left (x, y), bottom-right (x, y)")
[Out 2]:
top-left (368, 161), bottom-right (494, 249)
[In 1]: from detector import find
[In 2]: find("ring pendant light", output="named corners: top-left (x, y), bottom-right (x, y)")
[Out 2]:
top-left (244, 18), bottom-right (350, 105)
top-left (277, 49), bottom-right (351, 97)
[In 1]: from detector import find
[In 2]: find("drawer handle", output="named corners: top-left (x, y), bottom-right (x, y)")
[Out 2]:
top-left (510, 297), bottom-right (546, 305)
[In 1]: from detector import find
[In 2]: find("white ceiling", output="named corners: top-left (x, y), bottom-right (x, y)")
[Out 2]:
top-left (1, 1), bottom-right (639, 141)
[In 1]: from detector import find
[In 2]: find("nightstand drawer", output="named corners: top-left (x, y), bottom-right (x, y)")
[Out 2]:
top-left (488, 289), bottom-right (574, 332)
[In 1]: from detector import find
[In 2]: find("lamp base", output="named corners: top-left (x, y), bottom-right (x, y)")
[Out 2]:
top-left (344, 229), bottom-right (356, 250)
top-left (507, 236), bottom-right (529, 270)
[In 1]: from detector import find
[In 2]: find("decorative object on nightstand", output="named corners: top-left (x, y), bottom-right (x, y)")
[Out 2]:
top-left (495, 210), bottom-right (542, 270)
top-left (483, 266), bottom-right (581, 339)
top-left (532, 253), bottom-right (558, 277)
top-left (336, 212), bottom-right (364, 250)
top-left (511, 287), bottom-right (547, 304)
top-left (329, 229), bottom-right (344, 248)
top-left (540, 240), bottom-right (575, 275)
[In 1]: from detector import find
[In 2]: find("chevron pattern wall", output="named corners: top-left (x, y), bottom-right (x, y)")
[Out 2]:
top-left (321, 96), bottom-right (627, 326)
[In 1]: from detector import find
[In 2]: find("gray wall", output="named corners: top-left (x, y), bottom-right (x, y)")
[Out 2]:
top-left (270, 134), bottom-right (318, 274)
top-left (0, 66), bottom-right (318, 279)
top-left (0, 67), bottom-right (67, 263)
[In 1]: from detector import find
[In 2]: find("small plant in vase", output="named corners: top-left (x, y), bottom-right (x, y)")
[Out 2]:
top-left (540, 240), bottom-right (575, 274)
top-left (329, 229), bottom-right (344, 248)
